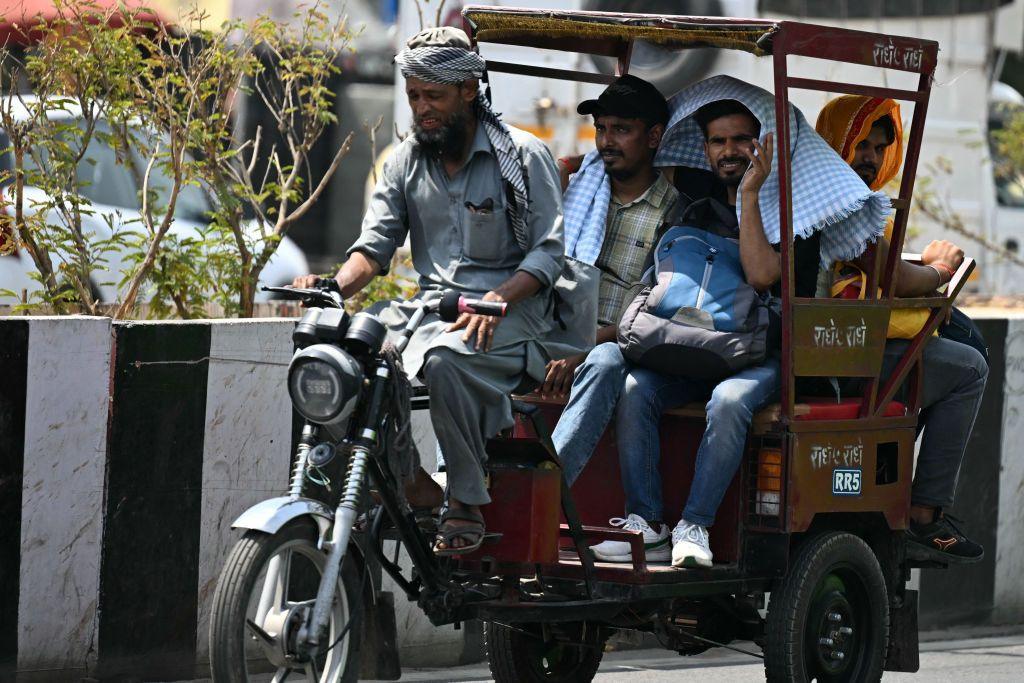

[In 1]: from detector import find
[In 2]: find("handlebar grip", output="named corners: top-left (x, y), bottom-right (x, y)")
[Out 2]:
top-left (438, 290), bottom-right (508, 322)
top-left (466, 299), bottom-right (508, 317)
top-left (314, 277), bottom-right (341, 294)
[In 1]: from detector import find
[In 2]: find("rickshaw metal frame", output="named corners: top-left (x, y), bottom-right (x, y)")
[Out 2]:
top-left (364, 4), bottom-right (975, 645)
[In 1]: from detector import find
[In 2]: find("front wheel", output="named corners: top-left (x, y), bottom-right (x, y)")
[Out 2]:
top-left (764, 531), bottom-right (889, 682)
top-left (486, 621), bottom-right (607, 683)
top-left (209, 519), bottom-right (362, 682)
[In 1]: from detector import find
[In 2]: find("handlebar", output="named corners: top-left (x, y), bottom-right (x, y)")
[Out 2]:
top-left (263, 284), bottom-right (509, 322)
top-left (261, 285), bottom-right (344, 308)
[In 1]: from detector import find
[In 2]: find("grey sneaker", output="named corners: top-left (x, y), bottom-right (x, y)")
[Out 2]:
top-left (671, 518), bottom-right (713, 568)
top-left (590, 514), bottom-right (670, 563)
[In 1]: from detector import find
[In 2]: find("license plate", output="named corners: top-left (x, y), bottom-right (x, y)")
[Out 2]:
top-left (832, 468), bottom-right (862, 496)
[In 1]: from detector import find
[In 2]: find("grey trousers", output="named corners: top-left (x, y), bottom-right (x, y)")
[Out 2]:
top-left (422, 346), bottom-right (528, 506)
top-left (882, 336), bottom-right (989, 508)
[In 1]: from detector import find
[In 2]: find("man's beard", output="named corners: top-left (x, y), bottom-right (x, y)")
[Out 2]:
top-left (714, 156), bottom-right (748, 189)
top-left (414, 109), bottom-right (470, 158)
top-left (601, 151), bottom-right (632, 181)
top-left (854, 163), bottom-right (878, 186)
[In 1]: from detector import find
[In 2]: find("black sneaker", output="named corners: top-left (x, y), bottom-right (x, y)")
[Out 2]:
top-left (906, 514), bottom-right (984, 564)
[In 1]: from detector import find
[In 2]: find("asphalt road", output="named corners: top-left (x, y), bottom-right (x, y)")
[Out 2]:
top-left (180, 631), bottom-right (1024, 682)
top-left (374, 633), bottom-right (1024, 683)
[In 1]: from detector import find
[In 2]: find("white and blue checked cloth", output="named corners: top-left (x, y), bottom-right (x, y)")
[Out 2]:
top-left (562, 149), bottom-right (612, 265)
top-left (563, 75), bottom-right (890, 266)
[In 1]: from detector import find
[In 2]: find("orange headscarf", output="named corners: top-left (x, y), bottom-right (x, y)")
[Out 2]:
top-left (814, 96), bottom-right (903, 192)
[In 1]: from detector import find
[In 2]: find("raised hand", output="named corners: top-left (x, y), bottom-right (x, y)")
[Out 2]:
top-left (739, 133), bottom-right (774, 198)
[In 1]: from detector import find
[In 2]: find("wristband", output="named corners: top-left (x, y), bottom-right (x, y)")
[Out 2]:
top-left (932, 262), bottom-right (956, 281)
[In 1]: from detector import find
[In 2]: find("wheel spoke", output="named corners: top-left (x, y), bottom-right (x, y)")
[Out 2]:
top-left (270, 667), bottom-right (291, 683)
top-left (304, 659), bottom-right (320, 683)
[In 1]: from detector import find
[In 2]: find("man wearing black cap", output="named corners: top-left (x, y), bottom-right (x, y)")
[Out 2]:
top-left (540, 75), bottom-right (676, 397)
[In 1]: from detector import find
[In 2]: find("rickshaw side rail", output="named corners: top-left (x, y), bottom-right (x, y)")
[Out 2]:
top-left (869, 257), bottom-right (975, 419)
top-left (785, 77), bottom-right (927, 103)
top-left (485, 60), bottom-right (618, 85)
top-left (775, 21), bottom-right (938, 74)
top-left (558, 524), bottom-right (648, 575)
top-left (785, 416), bottom-right (917, 433)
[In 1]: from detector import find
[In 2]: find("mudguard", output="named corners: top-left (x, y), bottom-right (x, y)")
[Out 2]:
top-left (232, 495), bottom-right (334, 539)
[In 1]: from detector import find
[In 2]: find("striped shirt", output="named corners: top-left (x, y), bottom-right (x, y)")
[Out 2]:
top-left (595, 173), bottom-right (678, 325)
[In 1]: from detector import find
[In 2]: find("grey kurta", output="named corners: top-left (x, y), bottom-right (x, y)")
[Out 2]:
top-left (348, 122), bottom-right (565, 505)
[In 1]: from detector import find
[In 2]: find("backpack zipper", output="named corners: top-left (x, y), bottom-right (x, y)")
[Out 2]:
top-left (694, 247), bottom-right (718, 310)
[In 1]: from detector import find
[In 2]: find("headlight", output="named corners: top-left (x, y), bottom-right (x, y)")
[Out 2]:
top-left (288, 345), bottom-right (364, 423)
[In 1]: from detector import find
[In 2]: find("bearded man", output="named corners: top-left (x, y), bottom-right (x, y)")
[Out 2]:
top-left (293, 27), bottom-right (565, 554)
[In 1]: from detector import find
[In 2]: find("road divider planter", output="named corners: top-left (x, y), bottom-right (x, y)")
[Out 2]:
top-left (0, 313), bottom-right (1022, 680)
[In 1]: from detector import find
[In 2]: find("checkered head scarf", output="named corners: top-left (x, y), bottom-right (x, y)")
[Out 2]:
top-left (395, 27), bottom-right (531, 251)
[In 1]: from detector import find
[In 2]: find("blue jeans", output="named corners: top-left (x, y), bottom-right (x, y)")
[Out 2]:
top-left (551, 342), bottom-right (781, 527)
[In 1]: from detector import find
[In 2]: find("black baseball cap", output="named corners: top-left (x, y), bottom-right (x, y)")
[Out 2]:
top-left (577, 74), bottom-right (669, 126)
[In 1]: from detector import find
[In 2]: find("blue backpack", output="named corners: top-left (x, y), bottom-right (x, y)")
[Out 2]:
top-left (617, 201), bottom-right (770, 380)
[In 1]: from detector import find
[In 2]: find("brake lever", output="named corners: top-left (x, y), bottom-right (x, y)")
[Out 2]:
top-left (260, 285), bottom-right (344, 308)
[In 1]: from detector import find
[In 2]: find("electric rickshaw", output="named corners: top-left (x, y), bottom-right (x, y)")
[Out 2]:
top-left (209, 7), bottom-right (976, 683)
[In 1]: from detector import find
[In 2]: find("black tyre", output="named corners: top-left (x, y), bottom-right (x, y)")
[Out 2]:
top-left (486, 621), bottom-right (606, 683)
top-left (765, 531), bottom-right (889, 682)
top-left (209, 519), bottom-right (362, 682)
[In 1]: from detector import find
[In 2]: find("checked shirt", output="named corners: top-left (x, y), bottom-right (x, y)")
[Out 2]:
top-left (595, 173), bottom-right (678, 326)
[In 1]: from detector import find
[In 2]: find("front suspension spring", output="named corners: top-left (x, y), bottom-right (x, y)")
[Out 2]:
top-left (288, 425), bottom-right (317, 498)
top-left (339, 446), bottom-right (369, 511)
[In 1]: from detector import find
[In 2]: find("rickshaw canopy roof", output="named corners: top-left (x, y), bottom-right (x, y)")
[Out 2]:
top-left (462, 5), bottom-right (938, 75)
top-left (463, 6), bottom-right (777, 57)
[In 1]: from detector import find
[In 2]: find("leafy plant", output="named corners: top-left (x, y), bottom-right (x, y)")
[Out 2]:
top-left (0, 1), bottom-right (363, 318)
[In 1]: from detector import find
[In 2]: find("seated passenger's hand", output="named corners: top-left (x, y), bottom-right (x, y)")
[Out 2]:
top-left (539, 352), bottom-right (586, 399)
top-left (447, 290), bottom-right (505, 352)
top-left (739, 133), bottom-right (774, 198)
top-left (921, 239), bottom-right (964, 282)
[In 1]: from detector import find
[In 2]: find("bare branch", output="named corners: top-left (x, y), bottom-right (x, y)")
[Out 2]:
top-left (279, 131), bottom-right (353, 229)
top-left (364, 114), bottom-right (384, 184)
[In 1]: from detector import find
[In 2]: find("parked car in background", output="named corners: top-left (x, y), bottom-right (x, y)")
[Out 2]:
top-left (0, 97), bottom-right (308, 307)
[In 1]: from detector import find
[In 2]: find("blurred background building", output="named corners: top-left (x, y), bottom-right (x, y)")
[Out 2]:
top-left (5, 0), bottom-right (1024, 292)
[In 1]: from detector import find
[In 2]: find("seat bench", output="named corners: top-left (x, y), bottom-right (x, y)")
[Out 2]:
top-left (521, 395), bottom-right (906, 433)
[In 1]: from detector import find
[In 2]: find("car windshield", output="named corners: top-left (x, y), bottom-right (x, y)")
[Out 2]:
top-left (21, 118), bottom-right (212, 221)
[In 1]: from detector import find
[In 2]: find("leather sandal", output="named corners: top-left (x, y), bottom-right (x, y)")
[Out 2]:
top-left (433, 507), bottom-right (486, 556)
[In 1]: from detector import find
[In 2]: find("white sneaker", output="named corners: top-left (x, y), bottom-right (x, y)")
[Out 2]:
top-left (590, 514), bottom-right (670, 563)
top-left (671, 518), bottom-right (713, 568)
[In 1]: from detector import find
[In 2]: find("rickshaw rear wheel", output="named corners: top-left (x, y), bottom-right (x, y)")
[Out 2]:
top-left (764, 531), bottom-right (889, 683)
top-left (485, 621), bottom-right (607, 683)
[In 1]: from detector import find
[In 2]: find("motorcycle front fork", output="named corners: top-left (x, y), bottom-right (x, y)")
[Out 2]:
top-left (304, 444), bottom-right (370, 649)
top-left (304, 360), bottom-right (391, 650)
